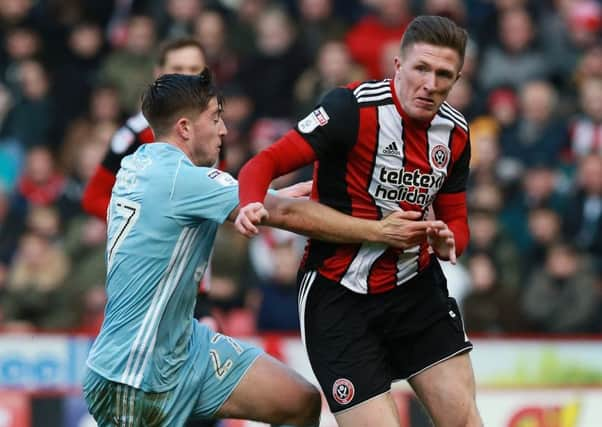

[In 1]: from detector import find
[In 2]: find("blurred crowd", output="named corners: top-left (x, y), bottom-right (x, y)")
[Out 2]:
top-left (0, 0), bottom-right (601, 336)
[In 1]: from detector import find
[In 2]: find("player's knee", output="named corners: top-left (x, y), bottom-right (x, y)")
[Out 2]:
top-left (452, 399), bottom-right (481, 427)
top-left (288, 384), bottom-right (321, 426)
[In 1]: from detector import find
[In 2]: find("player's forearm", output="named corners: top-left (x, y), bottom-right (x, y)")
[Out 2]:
top-left (264, 197), bottom-right (380, 244)
top-left (433, 192), bottom-right (469, 256)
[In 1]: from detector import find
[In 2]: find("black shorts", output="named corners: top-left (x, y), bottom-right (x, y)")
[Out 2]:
top-left (298, 258), bottom-right (472, 413)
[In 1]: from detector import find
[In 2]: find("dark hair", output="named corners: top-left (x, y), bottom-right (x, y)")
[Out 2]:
top-left (156, 37), bottom-right (204, 67)
top-left (400, 15), bottom-right (468, 69)
top-left (141, 68), bottom-right (223, 137)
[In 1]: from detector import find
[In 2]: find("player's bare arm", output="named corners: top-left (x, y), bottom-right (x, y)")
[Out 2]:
top-left (233, 194), bottom-right (447, 249)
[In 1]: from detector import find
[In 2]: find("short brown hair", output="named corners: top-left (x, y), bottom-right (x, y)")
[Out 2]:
top-left (156, 37), bottom-right (204, 67)
top-left (400, 15), bottom-right (468, 68)
top-left (141, 68), bottom-right (223, 137)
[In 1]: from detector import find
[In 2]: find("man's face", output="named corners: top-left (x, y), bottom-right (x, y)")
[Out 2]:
top-left (188, 97), bottom-right (227, 166)
top-left (394, 42), bottom-right (461, 122)
top-left (157, 46), bottom-right (206, 76)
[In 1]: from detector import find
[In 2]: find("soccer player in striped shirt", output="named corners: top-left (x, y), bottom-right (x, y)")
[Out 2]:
top-left (236, 15), bottom-right (482, 427)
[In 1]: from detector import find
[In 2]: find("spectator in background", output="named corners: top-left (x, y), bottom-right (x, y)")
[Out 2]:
top-left (0, 82), bottom-right (23, 191)
top-left (296, 0), bottom-right (347, 61)
top-left (479, 7), bottom-right (551, 92)
top-left (154, 0), bottom-right (203, 39)
top-left (56, 140), bottom-right (106, 223)
top-left (219, 84), bottom-right (254, 176)
top-left (1, 59), bottom-right (54, 149)
top-left (462, 251), bottom-right (523, 333)
top-left (486, 86), bottom-right (521, 160)
top-left (522, 243), bottom-right (600, 333)
top-left (14, 146), bottom-right (64, 212)
top-left (100, 15), bottom-right (156, 114)
top-left (562, 154), bottom-right (602, 263)
top-left (569, 76), bottom-right (602, 159)
top-left (467, 187), bottom-right (522, 291)
top-left (194, 9), bottom-right (239, 85)
top-left (247, 228), bottom-right (305, 332)
top-left (468, 116), bottom-right (521, 190)
top-left (1, 25), bottom-right (42, 91)
top-left (294, 39), bottom-right (365, 118)
top-left (345, 0), bottom-right (412, 79)
top-left (2, 229), bottom-right (72, 330)
top-left (501, 161), bottom-right (567, 252)
top-left (573, 44), bottom-right (602, 87)
top-left (237, 6), bottom-right (310, 118)
top-left (0, 184), bottom-right (24, 263)
top-left (59, 83), bottom-right (121, 174)
top-left (504, 79), bottom-right (568, 167)
top-left (524, 206), bottom-right (563, 277)
top-left (53, 22), bottom-right (107, 140)
top-left (228, 0), bottom-right (268, 56)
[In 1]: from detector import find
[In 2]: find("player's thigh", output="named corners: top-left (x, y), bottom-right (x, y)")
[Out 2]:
top-left (299, 271), bottom-right (392, 414)
top-left (189, 326), bottom-right (264, 419)
top-left (334, 391), bottom-right (400, 427)
top-left (213, 353), bottom-right (321, 424)
top-left (408, 352), bottom-right (481, 427)
top-left (83, 368), bottom-right (174, 427)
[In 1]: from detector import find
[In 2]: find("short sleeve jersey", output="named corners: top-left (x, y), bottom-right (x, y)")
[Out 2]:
top-left (86, 143), bottom-right (239, 392)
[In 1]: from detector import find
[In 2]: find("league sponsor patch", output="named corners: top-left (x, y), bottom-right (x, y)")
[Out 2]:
top-left (430, 144), bottom-right (451, 170)
top-left (298, 107), bottom-right (330, 134)
top-left (332, 378), bottom-right (355, 405)
top-left (206, 169), bottom-right (236, 186)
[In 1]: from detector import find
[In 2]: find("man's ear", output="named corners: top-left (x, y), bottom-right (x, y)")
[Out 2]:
top-left (175, 117), bottom-right (190, 140)
top-left (455, 71), bottom-right (462, 83)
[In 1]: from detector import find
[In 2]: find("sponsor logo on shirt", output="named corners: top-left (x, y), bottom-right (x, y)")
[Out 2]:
top-left (382, 141), bottom-right (401, 156)
top-left (373, 167), bottom-right (445, 207)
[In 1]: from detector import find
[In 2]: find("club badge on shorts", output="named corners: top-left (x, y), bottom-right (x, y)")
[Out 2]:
top-left (332, 378), bottom-right (355, 405)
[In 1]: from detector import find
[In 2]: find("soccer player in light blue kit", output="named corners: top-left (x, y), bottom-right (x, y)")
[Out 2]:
top-left (83, 70), bottom-right (423, 427)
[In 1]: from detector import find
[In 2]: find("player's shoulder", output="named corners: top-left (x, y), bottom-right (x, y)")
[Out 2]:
top-left (436, 101), bottom-right (469, 135)
top-left (349, 79), bottom-right (394, 106)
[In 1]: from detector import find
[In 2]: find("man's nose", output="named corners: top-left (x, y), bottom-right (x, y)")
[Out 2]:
top-left (423, 72), bottom-right (436, 91)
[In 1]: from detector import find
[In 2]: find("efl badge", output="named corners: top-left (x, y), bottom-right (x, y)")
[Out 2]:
top-left (298, 107), bottom-right (330, 134)
top-left (332, 378), bottom-right (355, 405)
top-left (430, 144), bottom-right (450, 170)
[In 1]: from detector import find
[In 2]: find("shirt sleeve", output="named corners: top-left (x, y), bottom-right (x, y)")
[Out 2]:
top-left (295, 86), bottom-right (359, 159)
top-left (440, 134), bottom-right (471, 194)
top-left (170, 162), bottom-right (239, 224)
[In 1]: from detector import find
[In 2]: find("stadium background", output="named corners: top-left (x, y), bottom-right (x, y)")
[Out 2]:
top-left (0, 0), bottom-right (601, 426)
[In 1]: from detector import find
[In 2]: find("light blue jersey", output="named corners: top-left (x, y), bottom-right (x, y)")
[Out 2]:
top-left (87, 143), bottom-right (239, 392)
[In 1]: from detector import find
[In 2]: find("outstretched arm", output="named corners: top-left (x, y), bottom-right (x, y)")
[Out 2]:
top-left (246, 195), bottom-right (445, 249)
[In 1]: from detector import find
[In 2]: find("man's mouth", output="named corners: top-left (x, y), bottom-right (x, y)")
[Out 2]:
top-left (415, 97), bottom-right (435, 108)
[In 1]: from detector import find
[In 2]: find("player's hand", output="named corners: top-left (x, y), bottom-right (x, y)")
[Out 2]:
top-left (276, 180), bottom-right (313, 199)
top-left (234, 202), bottom-right (269, 237)
top-left (427, 223), bottom-right (457, 264)
top-left (378, 210), bottom-right (447, 249)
